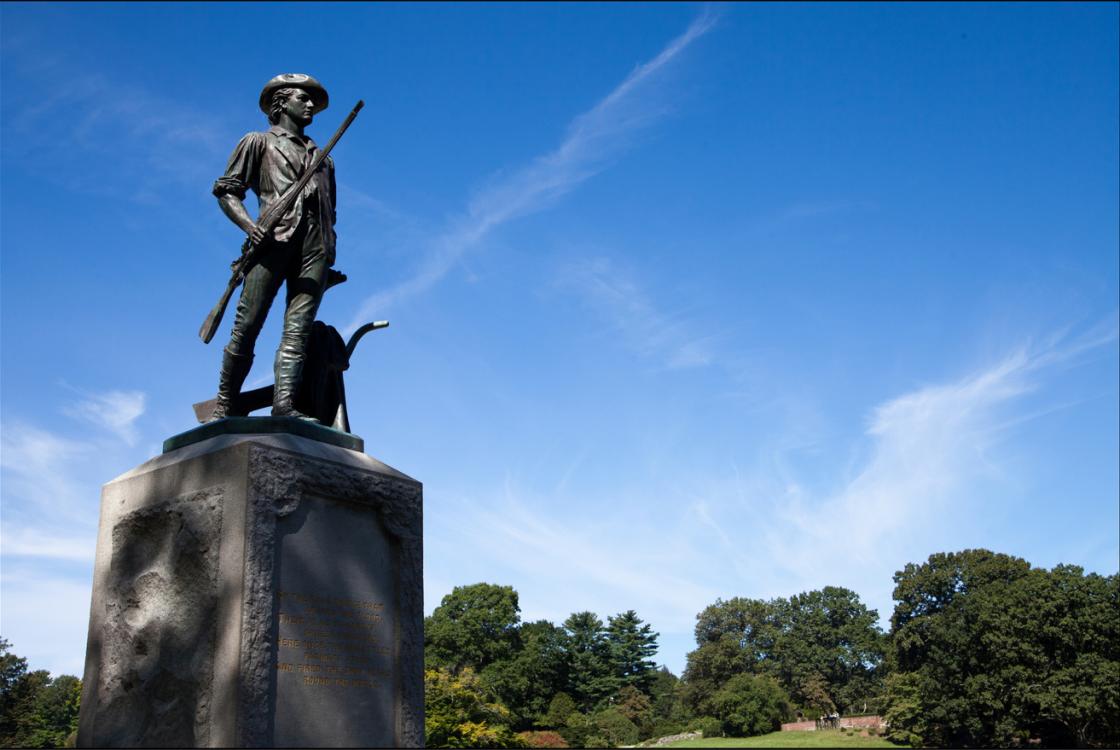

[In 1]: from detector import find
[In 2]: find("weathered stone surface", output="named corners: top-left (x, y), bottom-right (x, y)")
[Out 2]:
top-left (78, 432), bottom-right (423, 748)
top-left (95, 489), bottom-right (223, 747)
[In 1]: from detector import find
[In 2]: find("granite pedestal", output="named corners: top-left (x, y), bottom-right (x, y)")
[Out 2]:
top-left (77, 419), bottom-right (424, 748)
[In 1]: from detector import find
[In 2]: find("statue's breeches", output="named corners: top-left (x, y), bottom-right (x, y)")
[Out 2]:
top-left (226, 217), bottom-right (330, 363)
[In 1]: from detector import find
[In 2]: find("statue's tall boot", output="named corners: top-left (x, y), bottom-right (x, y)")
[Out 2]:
top-left (272, 351), bottom-right (317, 422)
top-left (210, 348), bottom-right (253, 422)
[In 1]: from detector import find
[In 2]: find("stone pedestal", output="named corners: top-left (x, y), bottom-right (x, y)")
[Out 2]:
top-left (77, 421), bottom-right (424, 748)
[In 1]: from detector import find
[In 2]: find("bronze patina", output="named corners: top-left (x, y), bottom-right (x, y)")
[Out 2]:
top-left (203, 74), bottom-right (362, 422)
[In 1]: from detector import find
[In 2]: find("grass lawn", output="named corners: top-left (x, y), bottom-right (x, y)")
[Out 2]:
top-left (664, 730), bottom-right (905, 748)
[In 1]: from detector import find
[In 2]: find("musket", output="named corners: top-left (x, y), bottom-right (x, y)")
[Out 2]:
top-left (199, 99), bottom-right (365, 343)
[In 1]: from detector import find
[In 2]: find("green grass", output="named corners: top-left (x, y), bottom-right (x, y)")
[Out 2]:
top-left (664, 730), bottom-right (905, 748)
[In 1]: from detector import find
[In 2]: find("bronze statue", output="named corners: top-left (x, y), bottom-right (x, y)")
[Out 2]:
top-left (203, 73), bottom-right (362, 422)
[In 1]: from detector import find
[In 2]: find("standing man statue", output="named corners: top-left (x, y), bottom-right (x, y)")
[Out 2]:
top-left (208, 73), bottom-right (339, 422)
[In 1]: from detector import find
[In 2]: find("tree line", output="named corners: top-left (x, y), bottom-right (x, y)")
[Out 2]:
top-left (1, 548), bottom-right (1115, 748)
top-left (424, 549), bottom-right (1118, 748)
top-left (0, 640), bottom-right (80, 748)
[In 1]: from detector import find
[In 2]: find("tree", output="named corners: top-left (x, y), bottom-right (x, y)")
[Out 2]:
top-left (563, 612), bottom-right (617, 712)
top-left (681, 635), bottom-right (754, 716)
top-left (881, 672), bottom-right (928, 747)
top-left (647, 666), bottom-right (690, 738)
top-left (973, 564), bottom-right (1119, 747)
top-left (693, 597), bottom-right (780, 656)
top-left (710, 673), bottom-right (792, 737)
top-left (884, 549), bottom-right (1119, 748)
top-left (614, 685), bottom-right (654, 739)
top-left (682, 589), bottom-right (886, 715)
top-left (0, 640), bottom-right (81, 749)
top-left (648, 666), bottom-right (680, 717)
top-left (558, 711), bottom-right (598, 749)
top-left (797, 673), bottom-right (835, 716)
top-left (516, 730), bottom-right (569, 748)
top-left (591, 707), bottom-right (639, 747)
top-left (483, 620), bottom-right (571, 729)
top-left (614, 684), bottom-right (652, 724)
top-left (773, 587), bottom-right (887, 712)
top-left (424, 667), bottom-right (526, 748)
top-left (0, 639), bottom-right (30, 744)
top-left (426, 583), bottom-right (522, 674)
top-left (605, 611), bottom-right (659, 695)
top-left (542, 693), bottom-right (577, 730)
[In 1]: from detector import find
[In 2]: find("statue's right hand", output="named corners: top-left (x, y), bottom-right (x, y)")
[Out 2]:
top-left (248, 223), bottom-right (268, 246)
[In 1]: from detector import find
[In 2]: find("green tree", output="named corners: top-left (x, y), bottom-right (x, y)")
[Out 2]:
top-left (773, 587), bottom-right (887, 712)
top-left (424, 667), bottom-right (526, 748)
top-left (647, 666), bottom-right (690, 738)
top-left (681, 635), bottom-right (754, 716)
top-left (682, 589), bottom-right (885, 716)
top-left (0, 640), bottom-right (81, 749)
top-left (605, 611), bottom-right (658, 694)
top-left (563, 612), bottom-right (618, 712)
top-left (614, 684), bottom-right (653, 739)
top-left (693, 597), bottom-right (780, 657)
top-left (426, 583), bottom-right (522, 674)
top-left (881, 672), bottom-right (928, 747)
top-left (614, 684), bottom-right (651, 723)
top-left (797, 673), bottom-right (835, 716)
top-left (21, 676), bottom-right (80, 749)
top-left (974, 564), bottom-right (1119, 747)
top-left (542, 692), bottom-right (577, 730)
top-left (0, 639), bottom-right (30, 745)
top-left (483, 620), bottom-right (571, 730)
top-left (885, 549), bottom-right (1119, 748)
top-left (648, 666), bottom-right (680, 717)
top-left (558, 711), bottom-right (597, 748)
top-left (592, 707), bottom-right (639, 747)
top-left (710, 673), bottom-right (792, 737)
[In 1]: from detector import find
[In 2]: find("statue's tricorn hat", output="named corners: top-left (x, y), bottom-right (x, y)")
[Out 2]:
top-left (259, 73), bottom-right (330, 114)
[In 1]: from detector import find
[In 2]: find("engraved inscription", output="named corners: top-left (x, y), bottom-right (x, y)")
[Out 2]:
top-left (275, 591), bottom-right (392, 689)
top-left (270, 493), bottom-right (397, 747)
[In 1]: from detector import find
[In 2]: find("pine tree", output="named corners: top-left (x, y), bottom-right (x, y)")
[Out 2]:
top-left (563, 612), bottom-right (618, 711)
top-left (606, 610), bottom-right (659, 695)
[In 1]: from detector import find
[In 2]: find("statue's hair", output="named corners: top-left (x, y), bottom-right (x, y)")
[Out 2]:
top-left (268, 87), bottom-right (304, 125)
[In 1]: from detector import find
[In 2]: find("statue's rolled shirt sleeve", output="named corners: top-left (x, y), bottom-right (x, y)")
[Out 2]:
top-left (212, 132), bottom-right (266, 200)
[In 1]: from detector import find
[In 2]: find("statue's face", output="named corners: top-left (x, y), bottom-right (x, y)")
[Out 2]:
top-left (282, 89), bottom-right (316, 126)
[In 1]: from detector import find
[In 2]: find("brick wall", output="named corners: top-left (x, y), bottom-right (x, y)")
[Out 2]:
top-left (780, 716), bottom-right (883, 732)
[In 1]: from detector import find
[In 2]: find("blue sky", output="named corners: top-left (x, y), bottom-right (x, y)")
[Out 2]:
top-left (1, 3), bottom-right (1117, 679)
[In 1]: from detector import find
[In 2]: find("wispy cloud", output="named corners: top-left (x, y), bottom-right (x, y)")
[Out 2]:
top-left (555, 256), bottom-right (715, 369)
top-left (707, 316), bottom-right (1120, 611)
top-left (428, 482), bottom-right (721, 635)
top-left (0, 565), bottom-right (93, 677)
top-left (344, 9), bottom-right (720, 331)
top-left (0, 409), bottom-right (143, 544)
top-left (0, 421), bottom-right (93, 522)
top-left (424, 317), bottom-right (1118, 673)
top-left (62, 388), bottom-right (147, 445)
top-left (0, 528), bottom-right (94, 563)
top-left (1, 45), bottom-right (229, 201)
